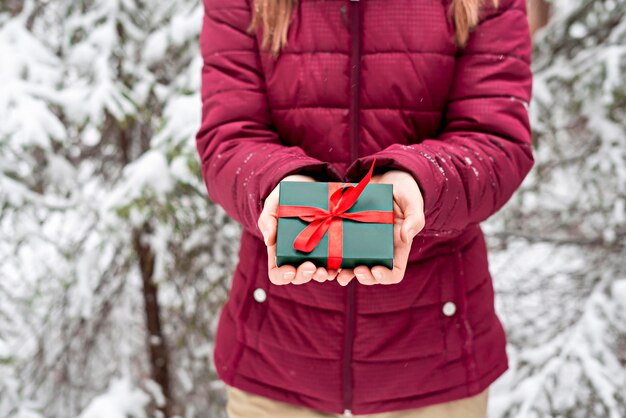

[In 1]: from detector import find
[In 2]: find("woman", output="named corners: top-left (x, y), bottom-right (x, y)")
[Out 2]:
top-left (195, 0), bottom-right (533, 416)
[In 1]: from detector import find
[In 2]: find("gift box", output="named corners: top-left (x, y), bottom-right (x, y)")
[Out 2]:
top-left (275, 158), bottom-right (394, 270)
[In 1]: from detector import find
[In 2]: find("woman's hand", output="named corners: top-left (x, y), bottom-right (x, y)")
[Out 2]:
top-left (335, 169), bottom-right (425, 286)
top-left (258, 174), bottom-right (341, 286)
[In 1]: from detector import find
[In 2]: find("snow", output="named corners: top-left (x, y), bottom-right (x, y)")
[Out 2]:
top-left (0, 0), bottom-right (625, 417)
top-left (104, 150), bottom-right (175, 211)
top-left (143, 379), bottom-right (166, 408)
top-left (78, 377), bottom-right (149, 418)
top-left (612, 279), bottom-right (626, 309)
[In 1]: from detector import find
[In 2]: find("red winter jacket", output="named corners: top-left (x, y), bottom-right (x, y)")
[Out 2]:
top-left (195, 0), bottom-right (533, 415)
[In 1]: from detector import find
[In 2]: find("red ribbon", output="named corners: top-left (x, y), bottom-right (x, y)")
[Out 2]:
top-left (276, 157), bottom-right (393, 270)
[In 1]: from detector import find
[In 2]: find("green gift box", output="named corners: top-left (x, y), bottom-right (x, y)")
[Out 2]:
top-left (275, 158), bottom-right (394, 270)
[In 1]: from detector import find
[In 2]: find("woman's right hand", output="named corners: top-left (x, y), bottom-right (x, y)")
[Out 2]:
top-left (258, 174), bottom-right (341, 286)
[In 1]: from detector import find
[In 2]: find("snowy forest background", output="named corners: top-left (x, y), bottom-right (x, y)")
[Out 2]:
top-left (0, 0), bottom-right (624, 417)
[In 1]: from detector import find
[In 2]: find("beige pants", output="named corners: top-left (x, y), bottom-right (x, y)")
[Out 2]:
top-left (225, 384), bottom-right (489, 418)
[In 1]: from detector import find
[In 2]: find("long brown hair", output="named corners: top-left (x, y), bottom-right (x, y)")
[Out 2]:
top-left (247, 0), bottom-right (501, 57)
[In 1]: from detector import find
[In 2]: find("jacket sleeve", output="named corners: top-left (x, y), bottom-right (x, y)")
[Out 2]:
top-left (344, 0), bottom-right (534, 235)
top-left (195, 0), bottom-right (341, 241)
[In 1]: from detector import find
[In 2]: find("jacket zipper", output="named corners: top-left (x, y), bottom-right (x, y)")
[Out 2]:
top-left (343, 0), bottom-right (360, 416)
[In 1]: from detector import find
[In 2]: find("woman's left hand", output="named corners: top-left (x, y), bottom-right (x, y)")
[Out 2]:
top-left (335, 169), bottom-right (426, 286)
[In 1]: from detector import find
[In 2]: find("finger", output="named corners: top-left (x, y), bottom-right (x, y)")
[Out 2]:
top-left (354, 265), bottom-right (379, 286)
top-left (312, 266), bottom-right (330, 282)
top-left (258, 188), bottom-right (279, 246)
top-left (401, 210), bottom-right (425, 244)
top-left (326, 269), bottom-right (339, 280)
top-left (336, 268), bottom-right (355, 286)
top-left (267, 243), bottom-right (296, 285)
top-left (368, 174), bottom-right (383, 185)
top-left (292, 261), bottom-right (318, 285)
top-left (370, 265), bottom-right (393, 285)
top-left (393, 190), bottom-right (424, 244)
top-left (393, 185), bottom-right (424, 243)
top-left (371, 234), bottom-right (412, 285)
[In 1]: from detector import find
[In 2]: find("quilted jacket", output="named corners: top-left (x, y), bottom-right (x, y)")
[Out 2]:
top-left (195, 0), bottom-right (534, 415)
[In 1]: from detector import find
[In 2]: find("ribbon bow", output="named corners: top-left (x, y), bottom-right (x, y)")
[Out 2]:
top-left (276, 157), bottom-right (393, 270)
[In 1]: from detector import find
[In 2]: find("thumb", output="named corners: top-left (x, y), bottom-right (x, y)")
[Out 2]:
top-left (399, 198), bottom-right (425, 245)
top-left (259, 175), bottom-right (316, 245)
top-left (258, 189), bottom-right (279, 246)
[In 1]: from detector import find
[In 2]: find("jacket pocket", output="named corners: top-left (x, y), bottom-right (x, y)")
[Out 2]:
top-left (235, 257), bottom-right (272, 352)
top-left (448, 241), bottom-right (482, 392)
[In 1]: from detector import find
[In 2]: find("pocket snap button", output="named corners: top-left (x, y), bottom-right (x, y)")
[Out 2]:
top-left (253, 288), bottom-right (267, 303)
top-left (442, 301), bottom-right (456, 316)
